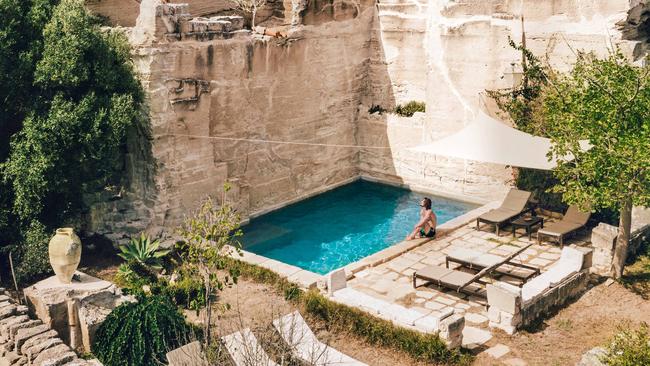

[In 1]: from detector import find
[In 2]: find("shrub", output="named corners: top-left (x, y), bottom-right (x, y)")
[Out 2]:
top-left (368, 104), bottom-right (386, 114)
top-left (93, 295), bottom-right (194, 366)
top-left (162, 274), bottom-right (207, 311)
top-left (394, 101), bottom-right (425, 117)
top-left (118, 233), bottom-right (170, 270)
top-left (14, 221), bottom-right (52, 285)
top-left (602, 323), bottom-right (650, 366)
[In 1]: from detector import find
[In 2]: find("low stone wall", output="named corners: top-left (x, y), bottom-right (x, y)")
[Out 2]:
top-left (487, 246), bottom-right (592, 334)
top-left (591, 207), bottom-right (650, 276)
top-left (520, 270), bottom-right (589, 326)
top-left (0, 288), bottom-right (101, 366)
top-left (327, 270), bottom-right (465, 349)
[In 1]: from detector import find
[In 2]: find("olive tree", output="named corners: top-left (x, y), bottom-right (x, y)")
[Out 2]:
top-left (539, 50), bottom-right (650, 278)
top-left (176, 184), bottom-right (242, 344)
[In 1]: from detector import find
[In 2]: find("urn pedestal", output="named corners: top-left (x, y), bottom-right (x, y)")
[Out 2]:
top-left (49, 228), bottom-right (82, 284)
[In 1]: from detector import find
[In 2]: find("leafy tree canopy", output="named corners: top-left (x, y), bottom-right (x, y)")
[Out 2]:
top-left (2, 0), bottom-right (142, 226)
top-left (540, 50), bottom-right (650, 211)
top-left (0, 0), bottom-right (144, 284)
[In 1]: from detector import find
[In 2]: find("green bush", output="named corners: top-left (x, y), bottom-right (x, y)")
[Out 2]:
top-left (93, 295), bottom-right (194, 366)
top-left (394, 101), bottom-right (426, 117)
top-left (14, 221), bottom-right (52, 285)
top-left (118, 233), bottom-right (170, 270)
top-left (602, 323), bottom-right (650, 366)
top-left (162, 275), bottom-right (207, 312)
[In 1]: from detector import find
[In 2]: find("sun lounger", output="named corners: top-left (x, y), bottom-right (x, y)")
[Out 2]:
top-left (413, 244), bottom-right (534, 297)
top-left (222, 328), bottom-right (279, 366)
top-left (537, 205), bottom-right (591, 246)
top-left (273, 311), bottom-right (367, 366)
top-left (446, 248), bottom-right (540, 284)
top-left (476, 189), bottom-right (532, 235)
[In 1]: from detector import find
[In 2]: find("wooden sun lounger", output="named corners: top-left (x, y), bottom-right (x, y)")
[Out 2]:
top-left (413, 244), bottom-right (533, 298)
top-left (476, 189), bottom-right (532, 235)
top-left (222, 328), bottom-right (280, 366)
top-left (445, 248), bottom-right (540, 285)
top-left (273, 311), bottom-right (367, 366)
top-left (537, 205), bottom-right (591, 247)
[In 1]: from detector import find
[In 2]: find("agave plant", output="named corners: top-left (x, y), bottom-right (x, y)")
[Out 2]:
top-left (118, 233), bottom-right (170, 270)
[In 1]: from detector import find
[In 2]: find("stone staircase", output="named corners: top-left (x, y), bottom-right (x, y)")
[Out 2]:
top-left (0, 289), bottom-right (100, 366)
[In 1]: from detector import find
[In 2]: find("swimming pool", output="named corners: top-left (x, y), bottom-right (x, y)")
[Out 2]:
top-left (241, 181), bottom-right (477, 275)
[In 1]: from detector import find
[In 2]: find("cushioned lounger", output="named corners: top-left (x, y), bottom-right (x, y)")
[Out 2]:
top-left (222, 328), bottom-right (280, 366)
top-left (446, 248), bottom-right (540, 284)
top-left (273, 311), bottom-right (367, 366)
top-left (413, 265), bottom-right (487, 298)
top-left (476, 189), bottom-right (532, 235)
top-left (413, 243), bottom-right (534, 298)
top-left (537, 205), bottom-right (591, 246)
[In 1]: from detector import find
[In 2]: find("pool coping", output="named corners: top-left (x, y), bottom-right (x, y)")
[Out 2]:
top-left (230, 200), bottom-right (500, 288)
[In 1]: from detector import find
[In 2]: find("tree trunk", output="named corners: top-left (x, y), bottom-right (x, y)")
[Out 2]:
top-left (204, 279), bottom-right (212, 345)
top-left (611, 198), bottom-right (633, 278)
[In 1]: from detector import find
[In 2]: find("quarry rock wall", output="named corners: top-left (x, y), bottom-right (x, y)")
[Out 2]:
top-left (357, 0), bottom-right (639, 204)
top-left (87, 0), bottom-right (642, 240)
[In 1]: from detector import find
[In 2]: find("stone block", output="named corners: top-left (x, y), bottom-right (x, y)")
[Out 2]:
top-left (487, 282), bottom-right (521, 314)
top-left (327, 269), bottom-right (347, 295)
top-left (485, 343), bottom-right (510, 359)
top-left (591, 223), bottom-right (618, 251)
top-left (32, 344), bottom-right (76, 366)
top-left (14, 324), bottom-right (49, 351)
top-left (20, 329), bottom-right (58, 354)
top-left (487, 306), bottom-right (501, 323)
top-left (25, 337), bottom-right (63, 360)
top-left (166, 341), bottom-right (208, 366)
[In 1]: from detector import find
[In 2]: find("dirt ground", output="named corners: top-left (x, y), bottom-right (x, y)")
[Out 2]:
top-left (473, 278), bottom-right (650, 366)
top-left (211, 275), bottom-right (650, 366)
top-left (78, 246), bottom-right (650, 366)
top-left (205, 279), bottom-right (434, 366)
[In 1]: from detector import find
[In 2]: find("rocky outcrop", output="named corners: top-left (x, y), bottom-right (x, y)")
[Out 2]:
top-left (0, 289), bottom-right (101, 366)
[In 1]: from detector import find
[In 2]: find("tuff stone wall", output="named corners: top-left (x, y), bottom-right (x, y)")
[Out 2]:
top-left (86, 0), bottom-right (643, 240)
top-left (357, 0), bottom-right (640, 204)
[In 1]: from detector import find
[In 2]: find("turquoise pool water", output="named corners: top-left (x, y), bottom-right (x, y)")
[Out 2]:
top-left (242, 181), bottom-right (477, 275)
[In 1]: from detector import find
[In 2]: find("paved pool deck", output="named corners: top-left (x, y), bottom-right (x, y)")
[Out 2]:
top-left (346, 215), bottom-right (591, 337)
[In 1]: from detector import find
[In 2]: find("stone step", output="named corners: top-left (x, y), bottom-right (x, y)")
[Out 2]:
top-left (25, 337), bottom-right (63, 361)
top-left (32, 344), bottom-right (77, 366)
top-left (8, 320), bottom-right (42, 341)
top-left (0, 315), bottom-right (30, 340)
top-left (20, 329), bottom-right (58, 355)
top-left (15, 324), bottom-right (50, 352)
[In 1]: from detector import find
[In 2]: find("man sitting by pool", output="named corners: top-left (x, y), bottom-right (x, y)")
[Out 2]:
top-left (406, 197), bottom-right (437, 240)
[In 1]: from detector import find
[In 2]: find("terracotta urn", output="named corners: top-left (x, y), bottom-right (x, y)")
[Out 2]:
top-left (48, 228), bottom-right (82, 284)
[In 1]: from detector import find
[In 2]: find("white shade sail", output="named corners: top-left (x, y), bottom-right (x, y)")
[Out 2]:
top-left (409, 111), bottom-right (559, 170)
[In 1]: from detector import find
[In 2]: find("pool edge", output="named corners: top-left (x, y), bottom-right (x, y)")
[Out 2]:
top-left (230, 200), bottom-right (499, 286)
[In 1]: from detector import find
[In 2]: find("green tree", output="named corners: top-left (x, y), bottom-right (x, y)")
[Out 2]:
top-left (176, 185), bottom-right (242, 345)
top-left (0, 0), bottom-right (58, 256)
top-left (3, 0), bottom-right (142, 226)
top-left (0, 0), bottom-right (144, 285)
top-left (539, 50), bottom-right (650, 278)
